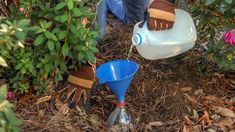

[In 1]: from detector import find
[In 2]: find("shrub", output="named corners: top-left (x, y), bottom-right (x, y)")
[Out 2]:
top-left (0, 0), bottom-right (99, 94)
top-left (0, 85), bottom-right (23, 132)
top-left (189, 0), bottom-right (235, 70)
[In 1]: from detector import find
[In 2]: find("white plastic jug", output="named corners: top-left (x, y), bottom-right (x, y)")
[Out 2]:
top-left (131, 9), bottom-right (197, 60)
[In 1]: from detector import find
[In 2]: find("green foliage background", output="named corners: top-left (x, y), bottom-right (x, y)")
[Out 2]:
top-left (188, 0), bottom-right (235, 70)
top-left (0, 0), bottom-right (99, 94)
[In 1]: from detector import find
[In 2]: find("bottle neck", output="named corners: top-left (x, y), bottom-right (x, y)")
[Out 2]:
top-left (116, 100), bottom-right (126, 107)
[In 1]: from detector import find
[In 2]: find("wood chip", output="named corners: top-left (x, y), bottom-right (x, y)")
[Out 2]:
top-left (184, 115), bottom-right (194, 125)
top-left (181, 87), bottom-right (192, 93)
top-left (55, 99), bottom-right (70, 115)
top-left (183, 125), bottom-right (202, 132)
top-left (36, 95), bottom-right (51, 105)
top-left (230, 96), bottom-right (235, 105)
top-left (218, 118), bottom-right (235, 131)
top-left (89, 114), bottom-right (99, 127)
top-left (213, 106), bottom-right (235, 118)
top-left (183, 93), bottom-right (197, 106)
top-left (198, 111), bottom-right (212, 126)
top-left (38, 110), bottom-right (45, 119)
top-left (205, 95), bottom-right (224, 106)
top-left (105, 95), bottom-right (116, 99)
top-left (25, 120), bottom-right (42, 127)
top-left (194, 89), bottom-right (204, 95)
top-left (146, 121), bottom-right (164, 131)
top-left (192, 110), bottom-right (199, 121)
top-left (65, 123), bottom-right (76, 131)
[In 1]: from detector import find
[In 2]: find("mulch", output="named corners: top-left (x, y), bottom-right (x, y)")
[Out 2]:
top-left (16, 14), bottom-right (235, 132)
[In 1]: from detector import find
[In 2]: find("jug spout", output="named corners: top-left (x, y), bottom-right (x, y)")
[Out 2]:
top-left (132, 33), bottom-right (143, 46)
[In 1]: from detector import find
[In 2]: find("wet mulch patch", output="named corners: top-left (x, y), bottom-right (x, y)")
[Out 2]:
top-left (17, 15), bottom-right (235, 132)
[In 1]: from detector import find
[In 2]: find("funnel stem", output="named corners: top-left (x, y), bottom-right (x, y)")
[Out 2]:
top-left (117, 96), bottom-right (125, 102)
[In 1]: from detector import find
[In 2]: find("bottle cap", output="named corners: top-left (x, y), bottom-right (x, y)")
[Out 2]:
top-left (132, 33), bottom-right (142, 46)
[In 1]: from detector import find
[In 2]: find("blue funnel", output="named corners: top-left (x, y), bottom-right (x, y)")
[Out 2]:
top-left (96, 60), bottom-right (139, 101)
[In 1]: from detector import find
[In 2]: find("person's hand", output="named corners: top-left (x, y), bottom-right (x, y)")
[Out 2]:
top-left (55, 61), bottom-right (96, 109)
top-left (144, 0), bottom-right (175, 31)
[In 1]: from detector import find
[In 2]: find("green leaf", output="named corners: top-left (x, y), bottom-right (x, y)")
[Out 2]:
top-left (232, 8), bottom-right (235, 13)
top-left (52, 28), bottom-right (60, 34)
top-left (15, 63), bottom-right (23, 70)
top-left (219, 1), bottom-right (229, 13)
top-left (45, 22), bottom-right (52, 29)
top-left (30, 26), bottom-right (40, 31)
top-left (62, 43), bottom-right (69, 56)
top-left (87, 52), bottom-right (95, 63)
top-left (72, 7), bottom-right (81, 17)
top-left (34, 34), bottom-right (45, 46)
top-left (54, 2), bottom-right (66, 10)
top-left (27, 64), bottom-right (33, 73)
top-left (44, 64), bottom-right (50, 73)
top-left (81, 46), bottom-right (87, 51)
top-left (205, 0), bottom-right (216, 5)
top-left (0, 128), bottom-right (5, 132)
top-left (54, 57), bottom-right (61, 66)
top-left (15, 31), bottom-right (26, 41)
top-left (36, 63), bottom-right (42, 68)
top-left (0, 56), bottom-right (8, 67)
top-left (60, 62), bottom-right (67, 71)
top-left (57, 31), bottom-right (67, 40)
top-left (78, 52), bottom-right (84, 60)
top-left (18, 19), bottom-right (30, 27)
top-left (54, 14), bottom-right (68, 23)
top-left (38, 1), bottom-right (45, 11)
top-left (47, 39), bottom-right (54, 51)
top-left (0, 85), bottom-right (7, 100)
top-left (225, 0), bottom-right (232, 4)
top-left (44, 13), bottom-right (54, 19)
top-left (21, 68), bottom-right (26, 74)
top-left (218, 59), bottom-right (227, 68)
top-left (16, 41), bottom-right (24, 48)
top-left (44, 31), bottom-right (58, 41)
top-left (67, 0), bottom-right (74, 10)
top-left (5, 20), bottom-right (12, 25)
top-left (39, 20), bottom-right (46, 29)
top-left (3, 109), bottom-right (23, 126)
top-left (31, 27), bottom-right (44, 34)
top-left (11, 126), bottom-right (21, 132)
top-left (70, 24), bottom-right (77, 34)
top-left (89, 47), bottom-right (99, 53)
top-left (44, 31), bottom-right (51, 39)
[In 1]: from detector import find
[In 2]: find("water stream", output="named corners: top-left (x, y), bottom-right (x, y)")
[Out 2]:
top-left (127, 44), bottom-right (134, 61)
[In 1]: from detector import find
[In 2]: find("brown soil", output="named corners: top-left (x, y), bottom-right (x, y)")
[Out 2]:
top-left (16, 15), bottom-right (235, 132)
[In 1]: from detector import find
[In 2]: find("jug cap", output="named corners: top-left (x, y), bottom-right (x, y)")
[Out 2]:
top-left (132, 33), bottom-right (142, 46)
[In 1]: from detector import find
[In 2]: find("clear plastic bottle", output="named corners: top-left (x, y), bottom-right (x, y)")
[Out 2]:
top-left (131, 9), bottom-right (197, 60)
top-left (107, 101), bottom-right (131, 132)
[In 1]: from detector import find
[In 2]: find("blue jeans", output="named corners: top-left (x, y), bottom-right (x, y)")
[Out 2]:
top-left (97, 0), bottom-right (150, 42)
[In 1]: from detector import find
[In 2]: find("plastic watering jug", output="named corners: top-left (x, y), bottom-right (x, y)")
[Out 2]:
top-left (131, 9), bottom-right (197, 60)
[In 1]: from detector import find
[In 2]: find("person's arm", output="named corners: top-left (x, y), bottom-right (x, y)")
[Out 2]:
top-left (122, 0), bottom-right (150, 23)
